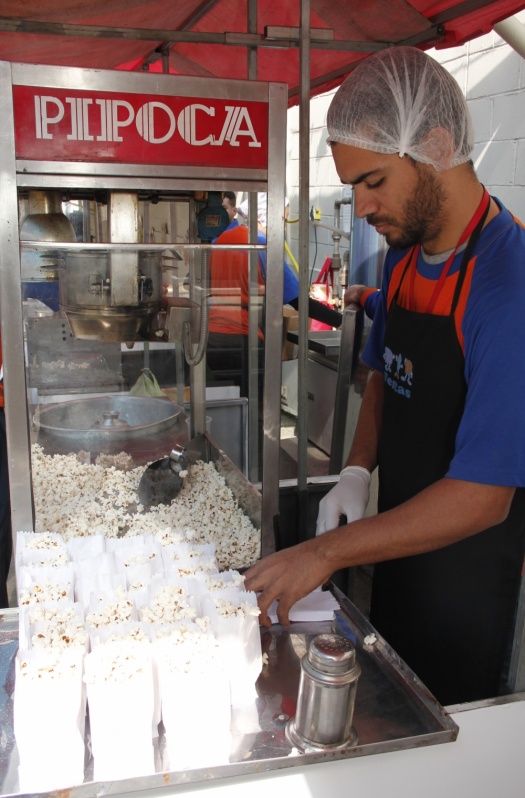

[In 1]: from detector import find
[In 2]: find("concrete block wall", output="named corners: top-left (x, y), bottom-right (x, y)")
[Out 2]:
top-left (286, 12), bottom-right (525, 281)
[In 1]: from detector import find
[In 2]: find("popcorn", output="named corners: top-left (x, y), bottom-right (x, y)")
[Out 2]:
top-left (22, 552), bottom-right (69, 569)
top-left (17, 650), bottom-right (82, 680)
top-left (155, 623), bottom-right (232, 771)
top-left (15, 647), bottom-right (86, 791)
top-left (15, 443), bottom-right (264, 782)
top-left (29, 605), bottom-right (87, 651)
top-left (155, 528), bottom-right (195, 546)
top-left (19, 532), bottom-right (66, 552)
top-left (213, 598), bottom-right (261, 619)
top-left (204, 571), bottom-right (246, 591)
top-left (84, 641), bottom-right (156, 780)
top-left (19, 582), bottom-right (71, 606)
top-left (30, 444), bottom-right (260, 569)
top-left (161, 549), bottom-right (218, 578)
top-left (202, 589), bottom-right (262, 706)
top-left (85, 587), bottom-right (135, 629)
top-left (106, 625), bottom-right (150, 645)
top-left (95, 452), bottom-right (135, 471)
top-left (123, 552), bottom-right (158, 567)
top-left (89, 622), bottom-right (153, 657)
top-left (140, 584), bottom-right (197, 625)
top-left (154, 622), bottom-right (224, 674)
top-left (84, 645), bottom-right (150, 684)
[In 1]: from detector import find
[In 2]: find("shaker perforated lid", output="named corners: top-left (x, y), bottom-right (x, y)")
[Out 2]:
top-left (308, 633), bottom-right (356, 675)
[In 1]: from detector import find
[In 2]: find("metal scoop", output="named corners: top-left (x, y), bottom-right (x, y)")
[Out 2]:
top-left (137, 443), bottom-right (190, 509)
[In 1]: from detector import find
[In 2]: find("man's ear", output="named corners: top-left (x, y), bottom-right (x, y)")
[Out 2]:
top-left (420, 126), bottom-right (456, 171)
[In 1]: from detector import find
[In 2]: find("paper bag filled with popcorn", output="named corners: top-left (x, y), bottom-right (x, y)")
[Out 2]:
top-left (201, 588), bottom-right (262, 706)
top-left (15, 648), bottom-right (86, 792)
top-left (90, 622), bottom-right (160, 738)
top-left (74, 552), bottom-right (126, 609)
top-left (84, 640), bottom-right (155, 781)
top-left (155, 622), bottom-right (231, 770)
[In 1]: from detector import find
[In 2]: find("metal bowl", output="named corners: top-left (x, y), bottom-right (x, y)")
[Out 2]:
top-left (62, 305), bottom-right (158, 342)
top-left (36, 395), bottom-right (183, 444)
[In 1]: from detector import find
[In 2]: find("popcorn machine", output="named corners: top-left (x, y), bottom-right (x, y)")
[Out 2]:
top-left (0, 60), bottom-right (287, 556)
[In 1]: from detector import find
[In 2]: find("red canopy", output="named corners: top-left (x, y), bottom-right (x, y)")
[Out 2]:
top-left (0, 1), bottom-right (523, 104)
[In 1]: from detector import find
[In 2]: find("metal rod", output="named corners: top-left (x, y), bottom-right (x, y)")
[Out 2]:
top-left (297, 0), bottom-right (311, 503)
top-left (0, 61), bottom-right (34, 540)
top-left (247, 0), bottom-right (260, 483)
top-left (20, 241), bottom-right (265, 251)
top-left (0, 17), bottom-right (408, 51)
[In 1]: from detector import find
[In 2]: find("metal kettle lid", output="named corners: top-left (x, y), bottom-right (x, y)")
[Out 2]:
top-left (91, 410), bottom-right (131, 430)
top-left (307, 633), bottom-right (356, 675)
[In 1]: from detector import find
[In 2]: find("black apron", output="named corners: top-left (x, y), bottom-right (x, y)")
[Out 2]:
top-left (370, 208), bottom-right (525, 706)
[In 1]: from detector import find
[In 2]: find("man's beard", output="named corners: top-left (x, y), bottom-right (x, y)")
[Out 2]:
top-left (367, 164), bottom-right (447, 249)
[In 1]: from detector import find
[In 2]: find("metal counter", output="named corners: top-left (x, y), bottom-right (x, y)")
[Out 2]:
top-left (0, 586), bottom-right (457, 798)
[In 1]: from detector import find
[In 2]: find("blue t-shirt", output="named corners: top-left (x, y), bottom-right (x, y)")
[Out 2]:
top-left (363, 199), bottom-right (525, 488)
top-left (364, 289), bottom-right (381, 320)
top-left (257, 231), bottom-right (299, 305)
top-left (211, 218), bottom-right (238, 243)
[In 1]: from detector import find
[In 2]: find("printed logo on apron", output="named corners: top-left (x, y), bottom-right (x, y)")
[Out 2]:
top-left (383, 346), bottom-right (413, 398)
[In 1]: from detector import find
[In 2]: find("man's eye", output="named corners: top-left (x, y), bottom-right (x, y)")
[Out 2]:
top-left (367, 178), bottom-right (384, 189)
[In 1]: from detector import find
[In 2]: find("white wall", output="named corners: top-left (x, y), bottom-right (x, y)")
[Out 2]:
top-left (286, 12), bottom-right (525, 280)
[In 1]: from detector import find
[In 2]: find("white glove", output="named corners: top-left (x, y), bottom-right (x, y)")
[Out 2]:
top-left (315, 466), bottom-right (371, 536)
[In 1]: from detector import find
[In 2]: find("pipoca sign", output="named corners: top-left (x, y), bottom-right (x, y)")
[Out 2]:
top-left (12, 85), bottom-right (269, 168)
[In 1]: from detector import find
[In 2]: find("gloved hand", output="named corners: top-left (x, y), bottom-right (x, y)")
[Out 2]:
top-left (315, 465), bottom-right (371, 535)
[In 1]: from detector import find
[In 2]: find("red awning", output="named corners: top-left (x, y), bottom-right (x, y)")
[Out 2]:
top-left (0, 1), bottom-right (523, 104)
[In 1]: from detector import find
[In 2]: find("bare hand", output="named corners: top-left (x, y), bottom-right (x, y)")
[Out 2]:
top-left (344, 284), bottom-right (368, 308)
top-left (244, 538), bottom-right (333, 627)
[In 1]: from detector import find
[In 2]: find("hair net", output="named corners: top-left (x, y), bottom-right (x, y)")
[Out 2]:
top-left (326, 46), bottom-right (473, 171)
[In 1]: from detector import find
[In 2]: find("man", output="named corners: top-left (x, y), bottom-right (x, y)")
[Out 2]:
top-left (207, 195), bottom-right (300, 395)
top-left (222, 190), bottom-right (237, 222)
top-left (208, 196), bottom-right (342, 394)
top-left (245, 46), bottom-right (525, 706)
top-left (210, 191), bottom-right (238, 244)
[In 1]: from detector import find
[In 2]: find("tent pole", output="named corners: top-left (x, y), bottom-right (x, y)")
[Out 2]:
top-left (297, 0), bottom-right (311, 530)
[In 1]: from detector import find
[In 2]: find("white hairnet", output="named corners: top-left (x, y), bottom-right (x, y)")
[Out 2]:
top-left (327, 46), bottom-right (473, 172)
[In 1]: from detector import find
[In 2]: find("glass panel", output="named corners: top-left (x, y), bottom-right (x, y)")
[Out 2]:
top-left (20, 192), bottom-right (265, 531)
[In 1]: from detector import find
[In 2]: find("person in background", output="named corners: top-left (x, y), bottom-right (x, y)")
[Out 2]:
top-left (246, 46), bottom-right (525, 706)
top-left (221, 191), bottom-right (238, 230)
top-left (235, 195), bottom-right (307, 315)
top-left (207, 195), bottom-right (299, 395)
top-left (208, 195), bottom-right (342, 394)
top-left (0, 338), bottom-right (12, 607)
top-left (237, 194), bottom-right (343, 328)
top-left (210, 191), bottom-right (238, 244)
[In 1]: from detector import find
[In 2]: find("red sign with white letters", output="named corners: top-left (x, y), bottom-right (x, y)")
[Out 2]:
top-left (12, 85), bottom-right (269, 168)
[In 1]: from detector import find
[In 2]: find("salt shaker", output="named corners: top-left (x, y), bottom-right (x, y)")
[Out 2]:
top-left (286, 633), bottom-right (360, 751)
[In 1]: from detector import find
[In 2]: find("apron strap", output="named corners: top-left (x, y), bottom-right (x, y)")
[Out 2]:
top-left (395, 187), bottom-right (491, 315)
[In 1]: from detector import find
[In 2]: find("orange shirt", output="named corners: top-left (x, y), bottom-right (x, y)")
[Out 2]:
top-left (386, 248), bottom-right (476, 354)
top-left (209, 225), bottom-right (265, 337)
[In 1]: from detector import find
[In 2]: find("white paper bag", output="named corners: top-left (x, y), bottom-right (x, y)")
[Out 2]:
top-left (14, 648), bottom-right (86, 790)
top-left (84, 641), bottom-right (155, 781)
top-left (155, 624), bottom-right (231, 770)
top-left (201, 589), bottom-right (262, 707)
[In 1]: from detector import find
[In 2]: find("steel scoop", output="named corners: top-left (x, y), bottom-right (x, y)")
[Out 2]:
top-left (137, 443), bottom-right (190, 509)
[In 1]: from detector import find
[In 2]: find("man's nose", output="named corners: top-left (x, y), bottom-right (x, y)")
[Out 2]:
top-left (353, 187), bottom-right (379, 218)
